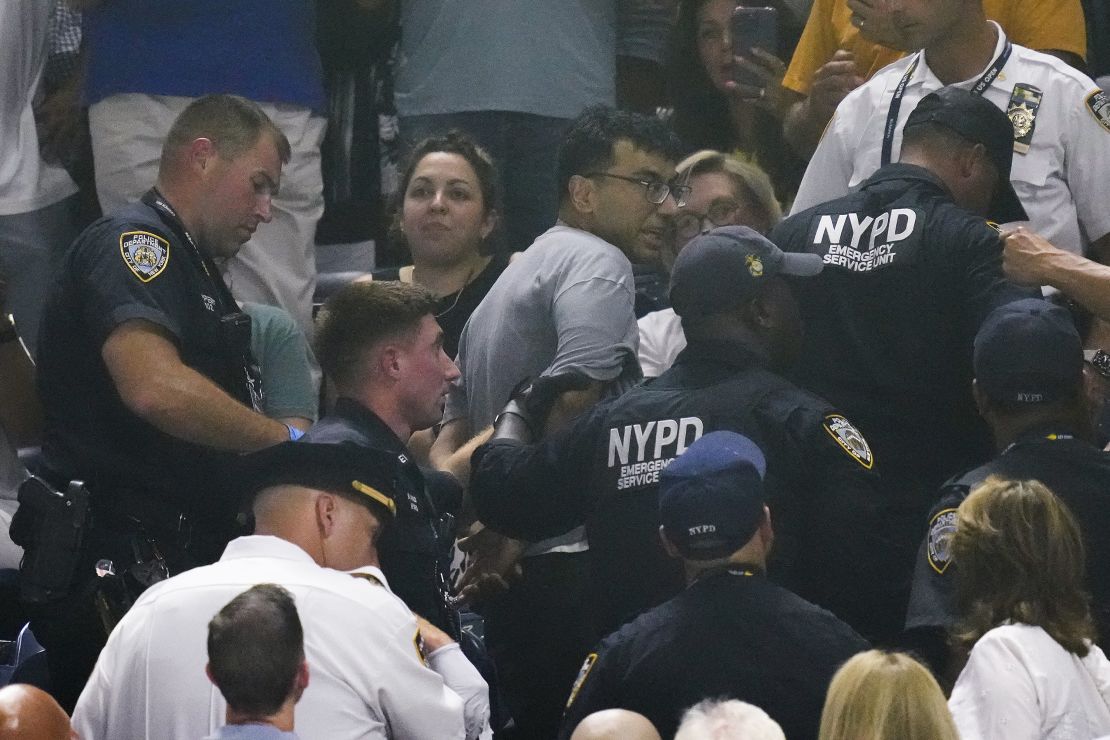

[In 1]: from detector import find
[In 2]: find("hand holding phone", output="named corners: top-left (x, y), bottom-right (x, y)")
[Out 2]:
top-left (729, 6), bottom-right (788, 109)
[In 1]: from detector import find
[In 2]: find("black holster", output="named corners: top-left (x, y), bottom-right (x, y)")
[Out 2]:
top-left (9, 476), bottom-right (91, 604)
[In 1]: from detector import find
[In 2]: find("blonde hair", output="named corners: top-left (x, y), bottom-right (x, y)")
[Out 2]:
top-left (818, 651), bottom-right (958, 740)
top-left (675, 149), bottom-right (783, 228)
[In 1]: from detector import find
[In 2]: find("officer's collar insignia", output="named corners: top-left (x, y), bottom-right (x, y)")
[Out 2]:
top-left (120, 231), bottom-right (170, 282)
top-left (985, 220), bottom-right (1002, 233)
top-left (926, 508), bottom-right (958, 574)
top-left (566, 653), bottom-right (598, 709)
top-left (822, 414), bottom-right (874, 470)
top-left (1085, 90), bottom-right (1110, 134)
top-left (745, 254), bottom-right (764, 277)
top-left (1006, 84), bottom-right (1043, 155)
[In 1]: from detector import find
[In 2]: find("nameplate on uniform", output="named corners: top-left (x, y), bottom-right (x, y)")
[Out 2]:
top-left (1085, 89), bottom-right (1110, 134)
top-left (807, 208), bottom-right (923, 273)
top-left (926, 508), bottom-right (958, 574)
top-left (1007, 83), bottom-right (1042, 155)
top-left (119, 231), bottom-right (170, 283)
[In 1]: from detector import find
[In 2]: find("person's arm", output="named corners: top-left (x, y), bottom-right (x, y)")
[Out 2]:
top-left (1002, 227), bottom-right (1110, 320)
top-left (419, 617), bottom-right (492, 740)
top-left (0, 312), bottom-right (42, 448)
top-left (557, 645), bottom-right (621, 740)
top-left (102, 320), bottom-right (288, 451)
top-left (788, 107), bottom-right (856, 214)
top-left (782, 51), bottom-right (863, 159)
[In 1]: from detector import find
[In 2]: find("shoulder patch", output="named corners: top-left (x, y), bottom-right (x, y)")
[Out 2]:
top-left (822, 414), bottom-right (874, 470)
top-left (413, 627), bottom-right (428, 666)
top-left (1085, 90), bottom-right (1110, 133)
top-left (926, 508), bottom-right (959, 574)
top-left (119, 231), bottom-right (170, 282)
top-left (566, 652), bottom-right (598, 708)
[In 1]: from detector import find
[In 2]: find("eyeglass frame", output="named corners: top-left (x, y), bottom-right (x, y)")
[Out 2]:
top-left (673, 198), bottom-right (745, 240)
top-left (582, 172), bottom-right (691, 207)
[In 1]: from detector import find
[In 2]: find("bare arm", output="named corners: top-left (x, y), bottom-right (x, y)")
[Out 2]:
top-left (102, 320), bottom-right (288, 451)
top-left (1003, 228), bottom-right (1110, 321)
top-left (782, 51), bottom-right (862, 159)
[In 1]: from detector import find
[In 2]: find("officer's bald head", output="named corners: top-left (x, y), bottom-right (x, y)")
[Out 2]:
top-left (0, 684), bottom-right (75, 740)
top-left (569, 709), bottom-right (662, 740)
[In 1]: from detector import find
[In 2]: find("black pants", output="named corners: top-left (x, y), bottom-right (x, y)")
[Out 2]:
top-left (483, 550), bottom-right (593, 740)
top-left (26, 575), bottom-right (107, 713)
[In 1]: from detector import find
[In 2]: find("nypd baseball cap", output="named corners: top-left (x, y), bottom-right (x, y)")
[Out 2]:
top-left (669, 225), bottom-right (823, 318)
top-left (974, 298), bottom-right (1083, 405)
top-left (659, 431), bottom-right (768, 560)
top-left (904, 86), bottom-right (1029, 224)
top-left (238, 441), bottom-right (400, 518)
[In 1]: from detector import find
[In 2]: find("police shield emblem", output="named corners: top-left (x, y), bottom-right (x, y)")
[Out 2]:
top-left (120, 231), bottom-right (170, 282)
top-left (822, 414), bottom-right (874, 470)
top-left (926, 508), bottom-right (958, 574)
top-left (1086, 90), bottom-right (1110, 134)
top-left (566, 653), bottom-right (598, 708)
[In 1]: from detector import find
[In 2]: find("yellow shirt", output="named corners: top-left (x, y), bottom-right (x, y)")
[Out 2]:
top-left (782, 0), bottom-right (1088, 94)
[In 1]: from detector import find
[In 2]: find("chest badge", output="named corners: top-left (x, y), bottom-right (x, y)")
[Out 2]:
top-left (1006, 83), bottom-right (1043, 155)
top-left (822, 414), bottom-right (874, 470)
top-left (926, 508), bottom-right (959, 574)
top-left (120, 231), bottom-right (170, 282)
top-left (1085, 89), bottom-right (1110, 134)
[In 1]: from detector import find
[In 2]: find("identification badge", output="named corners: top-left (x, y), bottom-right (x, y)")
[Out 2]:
top-left (1007, 83), bottom-right (1042, 155)
top-left (926, 508), bottom-right (958, 574)
top-left (1085, 89), bottom-right (1110, 133)
top-left (119, 231), bottom-right (170, 282)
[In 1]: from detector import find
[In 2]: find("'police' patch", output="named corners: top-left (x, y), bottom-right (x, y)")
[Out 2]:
top-left (927, 508), bottom-right (958, 574)
top-left (1086, 90), bottom-right (1110, 134)
top-left (120, 231), bottom-right (169, 282)
top-left (566, 653), bottom-right (598, 708)
top-left (822, 414), bottom-right (874, 470)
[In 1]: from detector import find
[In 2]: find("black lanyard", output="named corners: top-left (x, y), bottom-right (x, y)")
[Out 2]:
top-left (880, 40), bottom-right (1013, 166)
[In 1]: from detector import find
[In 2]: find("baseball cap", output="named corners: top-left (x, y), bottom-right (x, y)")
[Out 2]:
top-left (904, 86), bottom-right (1029, 224)
top-left (974, 298), bottom-right (1083, 404)
top-left (659, 431), bottom-right (768, 560)
top-left (238, 441), bottom-right (400, 518)
top-left (669, 226), bottom-right (823, 318)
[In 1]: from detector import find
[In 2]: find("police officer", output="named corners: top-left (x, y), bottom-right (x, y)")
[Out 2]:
top-left (905, 299), bottom-right (1110, 680)
top-left (305, 280), bottom-right (464, 635)
top-left (470, 226), bottom-right (903, 644)
top-left (772, 88), bottom-right (1036, 549)
top-left (558, 432), bottom-right (869, 740)
top-left (789, 0), bottom-right (1110, 261)
top-left (23, 94), bottom-right (295, 711)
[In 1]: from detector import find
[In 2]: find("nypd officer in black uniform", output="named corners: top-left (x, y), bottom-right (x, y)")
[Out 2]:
top-left (771, 87), bottom-right (1036, 552)
top-left (905, 299), bottom-right (1110, 681)
top-left (18, 95), bottom-right (297, 710)
top-left (305, 280), bottom-right (464, 635)
top-left (470, 226), bottom-right (904, 644)
top-left (558, 432), bottom-right (869, 740)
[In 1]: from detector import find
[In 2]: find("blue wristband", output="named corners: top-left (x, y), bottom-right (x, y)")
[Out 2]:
top-left (285, 424), bottom-right (305, 441)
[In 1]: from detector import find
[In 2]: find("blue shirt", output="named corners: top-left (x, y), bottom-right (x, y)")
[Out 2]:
top-left (203, 723), bottom-right (298, 740)
top-left (83, 0), bottom-right (325, 112)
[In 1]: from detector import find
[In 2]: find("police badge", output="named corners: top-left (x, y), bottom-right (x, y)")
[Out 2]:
top-left (1006, 84), bottom-right (1043, 155)
top-left (119, 231), bottom-right (170, 282)
top-left (822, 414), bottom-right (874, 470)
top-left (926, 508), bottom-right (958, 574)
top-left (746, 253), bottom-right (764, 277)
top-left (1085, 90), bottom-right (1110, 134)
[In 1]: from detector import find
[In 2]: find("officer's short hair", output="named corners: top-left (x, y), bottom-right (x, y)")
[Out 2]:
top-left (314, 280), bottom-right (439, 390)
top-left (900, 121), bottom-right (980, 159)
top-left (207, 583), bottom-right (304, 718)
top-left (161, 94), bottom-right (291, 171)
top-left (675, 699), bottom-right (785, 740)
top-left (557, 105), bottom-right (682, 203)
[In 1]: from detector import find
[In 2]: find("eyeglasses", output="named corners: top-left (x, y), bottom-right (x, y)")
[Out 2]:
top-left (583, 172), bottom-right (691, 207)
top-left (674, 199), bottom-right (744, 240)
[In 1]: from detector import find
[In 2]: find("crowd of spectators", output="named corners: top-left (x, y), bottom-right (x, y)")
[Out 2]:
top-left (3, 0), bottom-right (1110, 738)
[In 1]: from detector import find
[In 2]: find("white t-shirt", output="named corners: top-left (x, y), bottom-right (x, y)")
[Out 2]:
top-left (791, 23), bottom-right (1110, 255)
top-left (0, 0), bottom-right (77, 216)
top-left (950, 623), bottom-right (1110, 740)
top-left (637, 308), bottom-right (685, 378)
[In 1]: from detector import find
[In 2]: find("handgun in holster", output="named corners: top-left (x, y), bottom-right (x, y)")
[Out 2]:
top-left (9, 476), bottom-right (91, 604)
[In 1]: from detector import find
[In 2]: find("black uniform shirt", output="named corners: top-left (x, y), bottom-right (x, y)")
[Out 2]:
top-left (772, 164), bottom-right (1035, 493)
top-left (37, 192), bottom-right (251, 521)
top-left (471, 338), bottom-right (904, 641)
top-left (906, 426), bottom-right (1110, 648)
top-left (558, 569), bottom-right (869, 740)
top-left (303, 398), bottom-right (462, 631)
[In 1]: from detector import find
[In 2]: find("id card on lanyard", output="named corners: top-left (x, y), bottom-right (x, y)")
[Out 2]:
top-left (880, 41), bottom-right (1013, 166)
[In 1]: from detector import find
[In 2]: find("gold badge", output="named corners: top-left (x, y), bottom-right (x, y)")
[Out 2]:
top-left (1006, 83), bottom-right (1043, 155)
top-left (822, 414), bottom-right (874, 470)
top-left (746, 254), bottom-right (764, 277)
top-left (119, 230), bottom-right (170, 282)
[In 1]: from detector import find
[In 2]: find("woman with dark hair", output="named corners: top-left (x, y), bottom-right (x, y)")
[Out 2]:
top-left (948, 476), bottom-right (1110, 739)
top-left (374, 130), bottom-right (513, 358)
top-left (667, 0), bottom-right (806, 203)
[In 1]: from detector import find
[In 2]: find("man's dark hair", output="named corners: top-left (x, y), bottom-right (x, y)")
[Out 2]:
top-left (161, 94), bottom-right (291, 174)
top-left (207, 584), bottom-right (304, 718)
top-left (900, 121), bottom-right (980, 161)
top-left (314, 280), bottom-right (439, 390)
top-left (556, 105), bottom-right (683, 202)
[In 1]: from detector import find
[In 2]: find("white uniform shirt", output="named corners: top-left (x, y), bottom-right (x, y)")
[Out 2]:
top-left (791, 22), bottom-right (1110, 255)
top-left (949, 623), bottom-right (1110, 740)
top-left (637, 308), bottom-right (685, 378)
top-left (73, 536), bottom-right (487, 740)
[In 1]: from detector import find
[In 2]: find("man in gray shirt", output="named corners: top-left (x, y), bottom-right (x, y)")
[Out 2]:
top-left (431, 105), bottom-right (683, 738)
